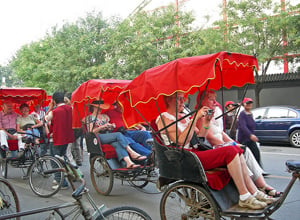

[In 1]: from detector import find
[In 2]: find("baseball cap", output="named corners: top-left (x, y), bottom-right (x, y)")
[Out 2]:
top-left (243, 97), bottom-right (253, 104)
top-left (225, 101), bottom-right (235, 108)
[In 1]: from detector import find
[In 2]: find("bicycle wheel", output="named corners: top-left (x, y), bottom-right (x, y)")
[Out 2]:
top-left (96, 206), bottom-right (152, 220)
top-left (90, 155), bottom-right (113, 196)
top-left (160, 182), bottom-right (220, 220)
top-left (0, 178), bottom-right (20, 219)
top-left (29, 155), bottom-right (64, 197)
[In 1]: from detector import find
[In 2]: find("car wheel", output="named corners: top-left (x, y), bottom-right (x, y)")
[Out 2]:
top-left (289, 130), bottom-right (300, 148)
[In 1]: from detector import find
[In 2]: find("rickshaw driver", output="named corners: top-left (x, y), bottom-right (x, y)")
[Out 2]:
top-left (0, 101), bottom-right (19, 158)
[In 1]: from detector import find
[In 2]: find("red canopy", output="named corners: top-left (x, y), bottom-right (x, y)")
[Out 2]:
top-left (71, 79), bottom-right (131, 128)
top-left (0, 87), bottom-right (47, 113)
top-left (118, 52), bottom-right (258, 127)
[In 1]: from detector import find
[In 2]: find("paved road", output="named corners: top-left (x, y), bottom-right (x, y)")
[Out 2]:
top-left (1, 144), bottom-right (300, 219)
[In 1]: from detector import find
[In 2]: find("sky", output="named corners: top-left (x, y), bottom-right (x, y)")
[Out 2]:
top-left (0, 0), bottom-right (223, 66)
top-left (0, 0), bottom-right (299, 71)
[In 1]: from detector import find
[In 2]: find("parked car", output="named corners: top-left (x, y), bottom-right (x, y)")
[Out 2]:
top-left (251, 106), bottom-right (300, 148)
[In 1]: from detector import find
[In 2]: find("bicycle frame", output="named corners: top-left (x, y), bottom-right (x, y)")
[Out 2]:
top-left (0, 158), bottom-right (105, 220)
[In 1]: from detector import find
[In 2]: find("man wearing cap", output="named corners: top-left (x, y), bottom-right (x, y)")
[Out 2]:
top-left (237, 97), bottom-right (262, 166)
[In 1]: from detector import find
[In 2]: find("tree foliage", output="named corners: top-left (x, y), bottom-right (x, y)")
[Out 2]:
top-left (210, 0), bottom-right (300, 105)
top-left (0, 65), bottom-right (20, 87)
top-left (11, 12), bottom-right (109, 93)
top-left (9, 0), bottom-right (300, 98)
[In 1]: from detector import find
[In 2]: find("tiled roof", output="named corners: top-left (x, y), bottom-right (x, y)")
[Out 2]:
top-left (255, 72), bottom-right (300, 82)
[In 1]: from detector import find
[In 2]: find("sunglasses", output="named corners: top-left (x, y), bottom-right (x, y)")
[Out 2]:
top-left (175, 96), bottom-right (186, 102)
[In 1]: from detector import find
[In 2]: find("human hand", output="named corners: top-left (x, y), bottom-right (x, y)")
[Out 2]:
top-left (250, 134), bottom-right (258, 142)
top-left (196, 106), bottom-right (209, 119)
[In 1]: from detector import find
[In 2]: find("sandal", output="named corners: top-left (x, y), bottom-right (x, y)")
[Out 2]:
top-left (126, 164), bottom-right (141, 169)
top-left (131, 155), bottom-right (147, 161)
top-left (258, 185), bottom-right (283, 198)
top-left (255, 191), bottom-right (276, 204)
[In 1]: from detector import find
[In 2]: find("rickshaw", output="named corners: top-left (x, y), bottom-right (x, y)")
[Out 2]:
top-left (118, 51), bottom-right (300, 219)
top-left (71, 79), bottom-right (158, 196)
top-left (0, 87), bottom-right (47, 179)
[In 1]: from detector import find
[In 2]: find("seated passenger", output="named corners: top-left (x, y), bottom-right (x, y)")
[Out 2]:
top-left (16, 103), bottom-right (43, 147)
top-left (105, 101), bottom-right (152, 157)
top-left (87, 100), bottom-right (146, 169)
top-left (196, 90), bottom-right (282, 198)
top-left (0, 101), bottom-right (21, 158)
top-left (156, 92), bottom-right (275, 210)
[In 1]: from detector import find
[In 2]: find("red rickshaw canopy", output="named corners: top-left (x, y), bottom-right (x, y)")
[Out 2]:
top-left (71, 79), bottom-right (131, 128)
top-left (0, 87), bottom-right (47, 113)
top-left (118, 51), bottom-right (258, 128)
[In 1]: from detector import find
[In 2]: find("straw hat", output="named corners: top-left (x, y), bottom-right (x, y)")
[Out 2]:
top-left (88, 100), bottom-right (110, 110)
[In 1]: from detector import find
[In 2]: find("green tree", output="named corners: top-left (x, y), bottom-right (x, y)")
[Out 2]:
top-left (11, 12), bottom-right (109, 93)
top-left (212, 0), bottom-right (300, 106)
top-left (11, 5), bottom-right (205, 91)
top-left (0, 65), bottom-right (21, 87)
top-left (102, 4), bottom-right (205, 79)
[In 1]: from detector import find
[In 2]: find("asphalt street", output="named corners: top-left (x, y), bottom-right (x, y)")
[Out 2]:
top-left (1, 144), bottom-right (300, 220)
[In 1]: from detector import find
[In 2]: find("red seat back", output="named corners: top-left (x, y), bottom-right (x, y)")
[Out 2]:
top-left (101, 144), bottom-right (117, 159)
top-left (8, 140), bottom-right (18, 151)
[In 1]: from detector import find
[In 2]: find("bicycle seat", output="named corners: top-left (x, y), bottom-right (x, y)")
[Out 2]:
top-left (286, 160), bottom-right (300, 172)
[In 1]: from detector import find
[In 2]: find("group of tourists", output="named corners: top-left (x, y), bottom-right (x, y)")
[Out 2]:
top-left (156, 90), bottom-right (282, 210)
top-left (0, 87), bottom-right (283, 210)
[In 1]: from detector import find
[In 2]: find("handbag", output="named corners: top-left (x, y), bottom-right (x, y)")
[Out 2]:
top-left (6, 128), bottom-right (17, 135)
top-left (22, 124), bottom-right (35, 130)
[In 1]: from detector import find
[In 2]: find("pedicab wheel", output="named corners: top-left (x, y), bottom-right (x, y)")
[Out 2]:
top-left (290, 129), bottom-right (300, 148)
top-left (0, 159), bottom-right (8, 178)
top-left (96, 206), bottom-right (152, 220)
top-left (29, 155), bottom-right (64, 197)
top-left (0, 178), bottom-right (20, 219)
top-left (90, 155), bottom-right (113, 196)
top-left (160, 182), bottom-right (220, 220)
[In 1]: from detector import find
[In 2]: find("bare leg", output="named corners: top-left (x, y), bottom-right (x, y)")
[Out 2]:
top-left (239, 155), bottom-right (258, 194)
top-left (254, 175), bottom-right (268, 188)
top-left (123, 156), bottom-right (140, 168)
top-left (227, 154), bottom-right (249, 195)
top-left (126, 146), bottom-right (146, 159)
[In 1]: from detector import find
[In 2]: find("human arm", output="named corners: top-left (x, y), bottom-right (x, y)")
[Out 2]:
top-left (45, 99), bottom-right (55, 120)
top-left (32, 118), bottom-right (43, 128)
top-left (157, 107), bottom-right (208, 146)
top-left (89, 114), bottom-right (115, 134)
